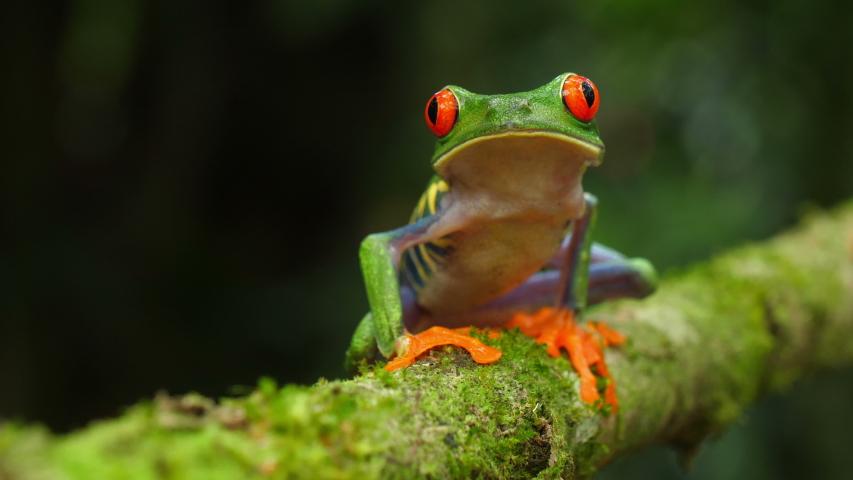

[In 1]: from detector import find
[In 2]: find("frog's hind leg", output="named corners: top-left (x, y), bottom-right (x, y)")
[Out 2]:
top-left (548, 228), bottom-right (658, 304)
top-left (585, 256), bottom-right (657, 304)
top-left (475, 255), bottom-right (656, 313)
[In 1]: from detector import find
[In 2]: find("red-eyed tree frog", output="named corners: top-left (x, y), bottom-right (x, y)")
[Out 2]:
top-left (345, 73), bottom-right (657, 412)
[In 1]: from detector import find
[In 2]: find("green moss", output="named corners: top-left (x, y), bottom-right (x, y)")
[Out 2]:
top-left (1, 202), bottom-right (852, 479)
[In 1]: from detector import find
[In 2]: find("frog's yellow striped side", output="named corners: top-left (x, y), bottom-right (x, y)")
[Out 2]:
top-left (403, 177), bottom-right (452, 291)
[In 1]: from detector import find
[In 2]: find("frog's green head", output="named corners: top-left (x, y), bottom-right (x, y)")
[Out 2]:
top-left (424, 73), bottom-right (605, 181)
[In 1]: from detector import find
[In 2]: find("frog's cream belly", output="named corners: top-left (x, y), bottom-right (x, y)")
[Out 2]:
top-left (408, 130), bottom-right (596, 328)
top-left (415, 221), bottom-right (564, 316)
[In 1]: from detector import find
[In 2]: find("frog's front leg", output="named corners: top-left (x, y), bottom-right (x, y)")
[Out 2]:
top-left (508, 193), bottom-right (634, 412)
top-left (346, 214), bottom-right (500, 374)
top-left (358, 217), bottom-right (439, 358)
top-left (345, 285), bottom-right (419, 374)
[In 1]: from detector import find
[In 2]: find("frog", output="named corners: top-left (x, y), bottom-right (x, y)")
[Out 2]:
top-left (345, 73), bottom-right (657, 412)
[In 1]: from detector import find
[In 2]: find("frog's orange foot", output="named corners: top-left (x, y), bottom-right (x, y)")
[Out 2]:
top-left (385, 326), bottom-right (503, 372)
top-left (507, 308), bottom-right (623, 413)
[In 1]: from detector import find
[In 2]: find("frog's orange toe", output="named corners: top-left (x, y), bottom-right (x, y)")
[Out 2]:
top-left (588, 321), bottom-right (626, 347)
top-left (385, 355), bottom-right (415, 371)
top-left (508, 309), bottom-right (624, 413)
top-left (385, 326), bottom-right (502, 372)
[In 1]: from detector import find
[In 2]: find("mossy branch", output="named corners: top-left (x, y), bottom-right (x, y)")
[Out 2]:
top-left (3, 204), bottom-right (853, 479)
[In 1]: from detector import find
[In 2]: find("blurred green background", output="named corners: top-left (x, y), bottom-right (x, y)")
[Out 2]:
top-left (1, 0), bottom-right (852, 478)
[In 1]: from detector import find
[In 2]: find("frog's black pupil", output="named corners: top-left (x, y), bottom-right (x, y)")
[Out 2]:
top-left (427, 97), bottom-right (439, 125)
top-left (581, 82), bottom-right (595, 108)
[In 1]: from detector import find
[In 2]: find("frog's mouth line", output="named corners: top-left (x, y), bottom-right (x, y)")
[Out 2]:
top-left (433, 130), bottom-right (604, 174)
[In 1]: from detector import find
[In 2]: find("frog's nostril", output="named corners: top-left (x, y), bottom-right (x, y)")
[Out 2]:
top-left (505, 121), bottom-right (517, 129)
top-left (512, 98), bottom-right (531, 111)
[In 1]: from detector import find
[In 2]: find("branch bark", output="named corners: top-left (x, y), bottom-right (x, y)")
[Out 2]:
top-left (2, 204), bottom-right (853, 479)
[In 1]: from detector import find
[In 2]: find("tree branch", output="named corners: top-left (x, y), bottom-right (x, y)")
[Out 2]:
top-left (2, 203), bottom-right (853, 479)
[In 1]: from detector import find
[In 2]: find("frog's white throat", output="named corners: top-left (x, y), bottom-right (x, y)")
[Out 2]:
top-left (434, 131), bottom-right (602, 224)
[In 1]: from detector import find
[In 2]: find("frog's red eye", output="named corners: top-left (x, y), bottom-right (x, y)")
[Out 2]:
top-left (425, 89), bottom-right (458, 137)
top-left (562, 75), bottom-right (600, 122)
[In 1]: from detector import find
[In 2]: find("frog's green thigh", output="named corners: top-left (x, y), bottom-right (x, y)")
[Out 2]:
top-left (344, 312), bottom-right (379, 375)
top-left (359, 215), bottom-right (441, 358)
